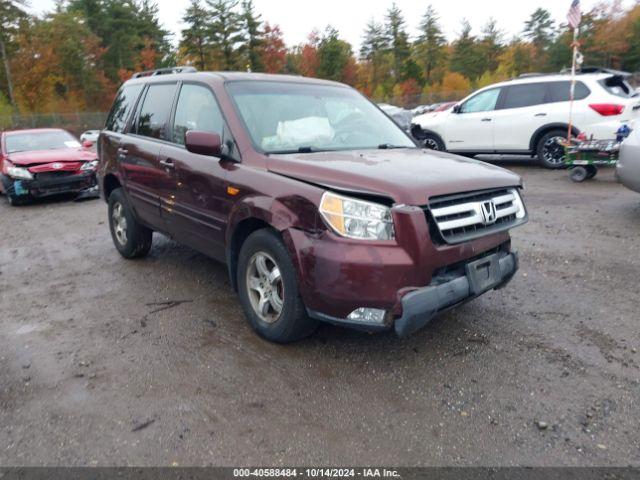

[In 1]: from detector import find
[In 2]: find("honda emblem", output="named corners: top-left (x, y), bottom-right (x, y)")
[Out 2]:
top-left (481, 200), bottom-right (497, 225)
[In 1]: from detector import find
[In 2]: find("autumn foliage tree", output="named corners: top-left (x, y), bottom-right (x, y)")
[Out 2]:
top-left (261, 23), bottom-right (286, 73)
top-left (5, 0), bottom-right (640, 115)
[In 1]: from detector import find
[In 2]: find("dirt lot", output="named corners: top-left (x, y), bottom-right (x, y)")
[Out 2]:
top-left (0, 163), bottom-right (639, 467)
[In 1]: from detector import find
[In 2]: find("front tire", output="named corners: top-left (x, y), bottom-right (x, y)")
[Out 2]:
top-left (537, 130), bottom-right (568, 169)
top-left (108, 188), bottom-right (152, 259)
top-left (1, 176), bottom-right (31, 206)
top-left (421, 132), bottom-right (446, 151)
top-left (237, 229), bottom-right (317, 343)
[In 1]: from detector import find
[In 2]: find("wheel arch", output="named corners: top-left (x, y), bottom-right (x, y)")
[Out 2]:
top-left (102, 173), bottom-right (122, 203)
top-left (225, 195), bottom-right (319, 292)
top-left (530, 123), bottom-right (581, 153)
top-left (410, 125), bottom-right (446, 149)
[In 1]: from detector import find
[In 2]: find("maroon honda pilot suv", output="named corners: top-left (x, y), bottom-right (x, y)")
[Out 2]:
top-left (98, 67), bottom-right (528, 343)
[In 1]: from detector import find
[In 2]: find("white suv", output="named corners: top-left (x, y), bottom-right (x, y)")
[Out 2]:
top-left (412, 71), bottom-right (640, 168)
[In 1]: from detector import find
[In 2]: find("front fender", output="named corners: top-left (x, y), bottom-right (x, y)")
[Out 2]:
top-left (225, 193), bottom-right (321, 245)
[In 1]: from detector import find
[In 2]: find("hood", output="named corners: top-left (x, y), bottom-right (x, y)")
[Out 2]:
top-left (6, 148), bottom-right (96, 166)
top-left (268, 148), bottom-right (522, 205)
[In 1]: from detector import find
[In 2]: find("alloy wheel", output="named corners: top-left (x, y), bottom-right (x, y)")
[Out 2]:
top-left (542, 136), bottom-right (567, 165)
top-left (245, 251), bottom-right (284, 324)
top-left (424, 138), bottom-right (440, 150)
top-left (112, 202), bottom-right (128, 245)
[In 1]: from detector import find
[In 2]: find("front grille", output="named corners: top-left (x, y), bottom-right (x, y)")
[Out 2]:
top-left (34, 171), bottom-right (75, 181)
top-left (426, 187), bottom-right (526, 244)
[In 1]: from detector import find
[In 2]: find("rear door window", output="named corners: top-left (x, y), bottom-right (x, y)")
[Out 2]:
top-left (501, 83), bottom-right (548, 109)
top-left (105, 84), bottom-right (143, 133)
top-left (172, 84), bottom-right (225, 145)
top-left (548, 81), bottom-right (590, 102)
top-left (133, 83), bottom-right (178, 140)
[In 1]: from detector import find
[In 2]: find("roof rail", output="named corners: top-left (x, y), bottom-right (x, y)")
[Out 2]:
top-left (559, 66), bottom-right (631, 77)
top-left (517, 73), bottom-right (546, 78)
top-left (132, 66), bottom-right (198, 79)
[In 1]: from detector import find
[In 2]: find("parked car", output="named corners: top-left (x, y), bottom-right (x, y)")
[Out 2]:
top-left (377, 103), bottom-right (414, 132)
top-left (412, 70), bottom-right (640, 168)
top-left (99, 68), bottom-right (528, 343)
top-left (0, 128), bottom-right (99, 205)
top-left (412, 104), bottom-right (433, 116)
top-left (80, 130), bottom-right (101, 145)
top-left (617, 127), bottom-right (640, 194)
top-left (434, 101), bottom-right (458, 112)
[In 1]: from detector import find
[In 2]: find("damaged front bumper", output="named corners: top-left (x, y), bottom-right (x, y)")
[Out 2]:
top-left (5, 172), bottom-right (98, 199)
top-left (393, 251), bottom-right (518, 337)
top-left (307, 251), bottom-right (519, 338)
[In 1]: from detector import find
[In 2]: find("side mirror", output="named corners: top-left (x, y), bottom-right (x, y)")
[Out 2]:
top-left (452, 104), bottom-right (462, 114)
top-left (185, 130), bottom-right (222, 157)
top-left (82, 140), bottom-right (94, 148)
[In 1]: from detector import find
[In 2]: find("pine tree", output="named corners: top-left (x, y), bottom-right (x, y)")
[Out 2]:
top-left (0, 0), bottom-right (28, 107)
top-left (384, 2), bottom-right (410, 81)
top-left (415, 5), bottom-right (446, 83)
top-left (240, 0), bottom-right (263, 72)
top-left (317, 26), bottom-right (352, 82)
top-left (360, 19), bottom-right (388, 87)
top-left (360, 19), bottom-right (387, 61)
top-left (523, 8), bottom-right (555, 52)
top-left (181, 0), bottom-right (209, 70)
top-left (479, 18), bottom-right (504, 73)
top-left (69, 0), bottom-right (171, 81)
top-left (206, 0), bottom-right (244, 70)
top-left (449, 20), bottom-right (483, 80)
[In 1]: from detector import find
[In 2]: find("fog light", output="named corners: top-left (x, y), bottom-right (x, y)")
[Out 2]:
top-left (347, 308), bottom-right (387, 325)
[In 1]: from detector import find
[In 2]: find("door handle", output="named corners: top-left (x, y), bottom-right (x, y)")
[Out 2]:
top-left (117, 147), bottom-right (128, 159)
top-left (535, 113), bottom-right (547, 117)
top-left (481, 118), bottom-right (492, 122)
top-left (159, 158), bottom-right (175, 168)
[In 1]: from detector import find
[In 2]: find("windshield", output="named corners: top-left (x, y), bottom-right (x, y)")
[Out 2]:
top-left (226, 81), bottom-right (416, 153)
top-left (5, 130), bottom-right (81, 154)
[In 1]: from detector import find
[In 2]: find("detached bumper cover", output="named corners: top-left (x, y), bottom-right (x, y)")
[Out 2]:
top-left (18, 172), bottom-right (97, 197)
top-left (394, 251), bottom-right (518, 337)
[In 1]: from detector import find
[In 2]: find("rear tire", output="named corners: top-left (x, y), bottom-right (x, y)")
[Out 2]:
top-left (108, 188), bottom-right (152, 259)
top-left (537, 130), bottom-right (568, 169)
top-left (237, 229), bottom-right (317, 343)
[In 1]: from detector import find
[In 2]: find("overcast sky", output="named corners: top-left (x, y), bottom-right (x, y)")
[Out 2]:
top-left (28, 0), bottom-right (629, 50)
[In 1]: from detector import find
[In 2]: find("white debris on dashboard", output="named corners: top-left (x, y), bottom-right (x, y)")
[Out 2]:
top-left (262, 116), bottom-right (334, 150)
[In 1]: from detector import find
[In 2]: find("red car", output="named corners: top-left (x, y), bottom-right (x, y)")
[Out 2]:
top-left (0, 128), bottom-right (99, 205)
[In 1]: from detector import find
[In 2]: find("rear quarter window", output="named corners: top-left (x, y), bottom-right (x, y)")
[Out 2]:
top-left (599, 76), bottom-right (636, 98)
top-left (105, 84), bottom-right (143, 133)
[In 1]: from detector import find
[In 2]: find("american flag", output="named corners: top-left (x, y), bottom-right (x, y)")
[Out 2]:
top-left (567, 0), bottom-right (582, 29)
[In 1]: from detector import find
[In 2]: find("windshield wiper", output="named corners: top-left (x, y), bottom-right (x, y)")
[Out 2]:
top-left (269, 146), bottom-right (328, 154)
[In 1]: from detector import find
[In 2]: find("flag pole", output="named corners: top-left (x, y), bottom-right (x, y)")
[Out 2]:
top-left (567, 27), bottom-right (579, 143)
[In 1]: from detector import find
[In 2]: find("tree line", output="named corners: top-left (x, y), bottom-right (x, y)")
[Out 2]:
top-left (2, 0), bottom-right (640, 115)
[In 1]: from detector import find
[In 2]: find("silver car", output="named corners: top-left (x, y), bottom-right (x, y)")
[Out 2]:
top-left (618, 127), bottom-right (640, 193)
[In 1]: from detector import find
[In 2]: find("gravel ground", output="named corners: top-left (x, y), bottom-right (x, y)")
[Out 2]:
top-left (0, 163), bottom-right (639, 466)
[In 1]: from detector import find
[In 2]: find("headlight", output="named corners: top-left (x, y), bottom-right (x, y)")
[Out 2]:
top-left (6, 166), bottom-right (33, 180)
top-left (81, 160), bottom-right (99, 171)
top-left (319, 191), bottom-right (395, 240)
